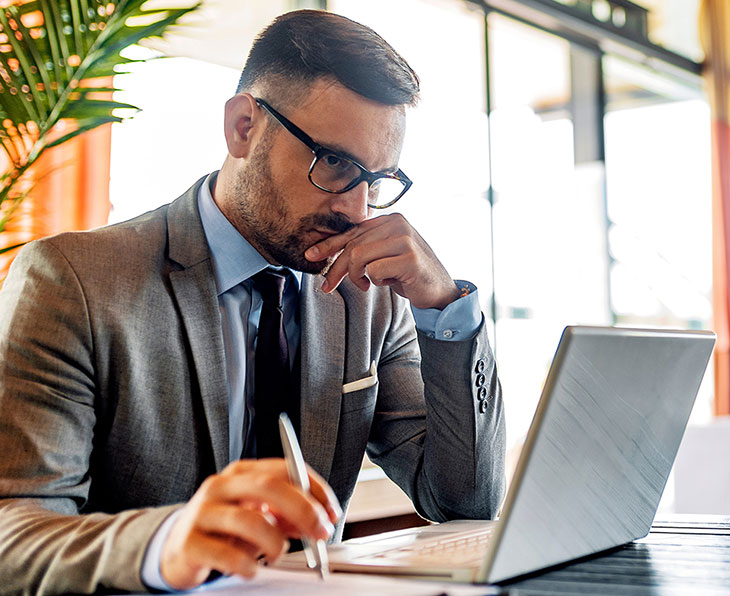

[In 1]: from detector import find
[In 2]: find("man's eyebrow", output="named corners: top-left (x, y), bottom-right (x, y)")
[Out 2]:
top-left (320, 141), bottom-right (399, 175)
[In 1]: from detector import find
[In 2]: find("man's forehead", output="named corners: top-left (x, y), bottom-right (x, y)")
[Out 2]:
top-left (290, 80), bottom-right (407, 172)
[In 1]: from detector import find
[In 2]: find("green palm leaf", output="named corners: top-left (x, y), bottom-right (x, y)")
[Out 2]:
top-left (0, 0), bottom-right (199, 233)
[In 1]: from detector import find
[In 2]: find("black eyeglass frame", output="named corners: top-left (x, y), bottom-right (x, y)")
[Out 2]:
top-left (254, 97), bottom-right (412, 209)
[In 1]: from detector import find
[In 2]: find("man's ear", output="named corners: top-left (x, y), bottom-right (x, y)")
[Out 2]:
top-left (223, 93), bottom-right (263, 159)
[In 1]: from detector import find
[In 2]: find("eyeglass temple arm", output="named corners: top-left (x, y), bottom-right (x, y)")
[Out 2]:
top-left (254, 98), bottom-right (320, 153)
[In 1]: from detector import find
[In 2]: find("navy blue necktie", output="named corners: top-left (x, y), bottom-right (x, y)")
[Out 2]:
top-left (252, 269), bottom-right (296, 458)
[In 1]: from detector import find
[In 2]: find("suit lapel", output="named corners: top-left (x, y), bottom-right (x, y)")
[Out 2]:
top-left (164, 175), bottom-right (349, 477)
top-left (299, 274), bottom-right (345, 481)
top-left (167, 177), bottom-right (230, 473)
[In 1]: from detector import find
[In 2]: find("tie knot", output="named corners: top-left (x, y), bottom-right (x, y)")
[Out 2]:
top-left (252, 268), bottom-right (287, 308)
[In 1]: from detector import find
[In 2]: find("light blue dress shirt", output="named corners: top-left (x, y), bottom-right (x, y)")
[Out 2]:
top-left (142, 172), bottom-right (482, 589)
top-left (197, 178), bottom-right (303, 461)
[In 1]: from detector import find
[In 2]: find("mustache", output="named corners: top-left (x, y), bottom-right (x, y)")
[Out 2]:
top-left (304, 212), bottom-right (356, 235)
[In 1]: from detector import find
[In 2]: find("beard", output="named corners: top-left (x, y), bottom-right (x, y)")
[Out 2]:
top-left (227, 131), bottom-right (355, 274)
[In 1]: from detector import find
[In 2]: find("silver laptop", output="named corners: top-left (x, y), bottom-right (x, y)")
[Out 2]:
top-left (284, 326), bottom-right (716, 584)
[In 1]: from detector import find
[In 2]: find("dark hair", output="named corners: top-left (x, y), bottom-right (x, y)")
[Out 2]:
top-left (236, 10), bottom-right (420, 107)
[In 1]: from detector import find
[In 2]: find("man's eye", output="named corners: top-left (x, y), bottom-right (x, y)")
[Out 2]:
top-left (323, 154), bottom-right (345, 168)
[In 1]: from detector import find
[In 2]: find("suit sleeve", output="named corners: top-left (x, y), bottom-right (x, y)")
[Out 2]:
top-left (366, 290), bottom-right (506, 522)
top-left (0, 241), bottom-right (179, 596)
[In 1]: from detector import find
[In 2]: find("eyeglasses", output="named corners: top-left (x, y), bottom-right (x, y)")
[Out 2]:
top-left (254, 98), bottom-right (412, 209)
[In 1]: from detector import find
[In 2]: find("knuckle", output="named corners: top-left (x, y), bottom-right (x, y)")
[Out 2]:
top-left (349, 245), bottom-right (363, 263)
top-left (237, 558), bottom-right (259, 579)
top-left (350, 247), bottom-right (369, 271)
top-left (220, 505), bottom-right (244, 529)
top-left (389, 212), bottom-right (408, 227)
top-left (263, 533), bottom-right (288, 558)
top-left (300, 501), bottom-right (322, 527)
top-left (182, 528), bottom-right (204, 554)
top-left (196, 475), bottom-right (218, 499)
top-left (195, 500), bottom-right (220, 526)
top-left (201, 474), bottom-right (218, 489)
top-left (221, 460), bottom-right (238, 473)
top-left (245, 509), bottom-right (273, 533)
top-left (220, 549), bottom-right (256, 579)
top-left (224, 459), bottom-right (252, 475)
top-left (339, 242), bottom-right (355, 261)
top-left (254, 473), bottom-right (281, 494)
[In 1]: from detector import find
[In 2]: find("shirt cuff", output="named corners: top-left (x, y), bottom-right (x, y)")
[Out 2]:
top-left (141, 509), bottom-right (182, 591)
top-left (411, 280), bottom-right (481, 341)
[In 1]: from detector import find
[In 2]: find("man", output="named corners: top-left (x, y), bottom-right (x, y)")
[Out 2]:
top-left (0, 10), bottom-right (505, 595)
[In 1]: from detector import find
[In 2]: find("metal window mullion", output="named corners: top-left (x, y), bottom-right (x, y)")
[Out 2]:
top-left (569, 43), bottom-right (615, 324)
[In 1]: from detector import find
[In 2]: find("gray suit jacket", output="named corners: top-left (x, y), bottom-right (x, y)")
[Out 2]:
top-left (0, 177), bottom-right (505, 595)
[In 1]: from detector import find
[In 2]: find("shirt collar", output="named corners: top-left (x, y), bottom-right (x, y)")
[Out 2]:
top-left (197, 172), bottom-right (302, 296)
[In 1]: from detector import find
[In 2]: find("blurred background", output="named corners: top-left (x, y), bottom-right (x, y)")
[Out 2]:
top-left (2, 0), bottom-right (728, 532)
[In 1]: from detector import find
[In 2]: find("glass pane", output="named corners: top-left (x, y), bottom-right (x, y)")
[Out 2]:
top-left (329, 0), bottom-right (494, 512)
top-left (603, 54), bottom-right (713, 424)
top-left (328, 0), bottom-right (493, 331)
top-left (489, 14), bottom-right (611, 457)
top-left (109, 48), bottom-right (239, 224)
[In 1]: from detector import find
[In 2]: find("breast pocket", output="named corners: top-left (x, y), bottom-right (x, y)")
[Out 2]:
top-left (341, 360), bottom-right (379, 414)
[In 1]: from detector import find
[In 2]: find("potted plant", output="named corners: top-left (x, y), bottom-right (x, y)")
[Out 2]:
top-left (0, 0), bottom-right (198, 266)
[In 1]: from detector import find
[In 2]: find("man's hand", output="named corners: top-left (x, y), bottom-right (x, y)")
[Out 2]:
top-left (160, 459), bottom-right (341, 590)
top-left (304, 213), bottom-right (460, 310)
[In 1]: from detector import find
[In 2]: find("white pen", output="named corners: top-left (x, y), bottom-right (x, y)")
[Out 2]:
top-left (278, 413), bottom-right (330, 580)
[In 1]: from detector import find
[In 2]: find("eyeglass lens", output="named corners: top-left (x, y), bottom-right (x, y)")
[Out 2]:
top-left (311, 152), bottom-right (405, 208)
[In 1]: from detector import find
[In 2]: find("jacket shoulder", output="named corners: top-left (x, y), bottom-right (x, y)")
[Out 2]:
top-left (37, 202), bottom-right (171, 262)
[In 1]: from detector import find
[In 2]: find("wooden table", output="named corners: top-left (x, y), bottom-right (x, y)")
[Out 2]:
top-left (501, 515), bottom-right (730, 595)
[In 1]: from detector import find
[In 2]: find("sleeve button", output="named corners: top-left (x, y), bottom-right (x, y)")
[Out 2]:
top-left (479, 400), bottom-right (488, 414)
top-left (478, 386), bottom-right (488, 400)
top-left (475, 359), bottom-right (486, 373)
top-left (475, 373), bottom-right (486, 387)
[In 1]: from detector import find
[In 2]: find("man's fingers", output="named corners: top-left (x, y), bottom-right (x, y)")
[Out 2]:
top-left (364, 254), bottom-right (413, 288)
top-left (220, 459), bottom-right (341, 525)
top-left (305, 213), bottom-right (405, 263)
top-left (201, 471), bottom-right (334, 540)
top-left (162, 459), bottom-right (341, 590)
top-left (162, 529), bottom-right (262, 590)
top-left (180, 531), bottom-right (263, 583)
top-left (305, 215), bottom-right (416, 293)
top-left (306, 466), bottom-right (343, 523)
top-left (322, 237), bottom-right (411, 294)
top-left (305, 224), bottom-right (364, 262)
top-left (304, 212), bottom-right (459, 309)
top-left (195, 503), bottom-right (290, 562)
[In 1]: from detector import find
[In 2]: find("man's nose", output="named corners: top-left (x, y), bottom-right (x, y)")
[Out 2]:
top-left (330, 181), bottom-right (369, 224)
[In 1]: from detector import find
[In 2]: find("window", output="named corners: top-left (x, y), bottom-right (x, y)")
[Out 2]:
top-left (328, 0), bottom-right (711, 482)
top-left (603, 55), bottom-right (713, 422)
top-left (108, 47), bottom-right (239, 224)
top-left (330, 0), bottom-right (493, 325)
top-left (488, 13), bottom-right (612, 450)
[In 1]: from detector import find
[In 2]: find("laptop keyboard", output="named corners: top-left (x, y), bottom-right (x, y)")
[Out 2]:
top-left (364, 526), bottom-right (495, 567)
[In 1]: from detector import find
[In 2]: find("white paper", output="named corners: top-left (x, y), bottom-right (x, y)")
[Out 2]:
top-left (128, 567), bottom-right (500, 596)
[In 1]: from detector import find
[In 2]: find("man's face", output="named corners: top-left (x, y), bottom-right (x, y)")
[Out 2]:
top-left (226, 80), bottom-right (407, 274)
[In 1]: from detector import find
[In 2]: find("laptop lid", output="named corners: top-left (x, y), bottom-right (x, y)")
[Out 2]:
top-left (480, 326), bottom-right (715, 583)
